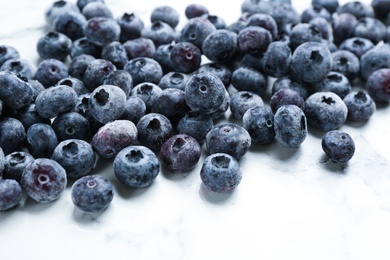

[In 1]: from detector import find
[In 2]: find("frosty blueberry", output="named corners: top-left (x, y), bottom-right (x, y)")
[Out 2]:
top-left (176, 112), bottom-right (213, 144)
top-left (3, 152), bottom-right (35, 182)
top-left (243, 105), bottom-right (275, 145)
top-left (83, 17), bottom-right (120, 46)
top-left (0, 179), bottom-right (23, 211)
top-left (0, 71), bottom-right (34, 109)
top-left (27, 123), bottom-right (58, 158)
top-left (343, 90), bottom-right (376, 122)
top-left (230, 91), bottom-right (264, 120)
top-left (322, 130), bottom-right (355, 163)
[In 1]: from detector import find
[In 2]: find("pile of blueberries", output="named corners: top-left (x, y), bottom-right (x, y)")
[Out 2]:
top-left (0, 0), bottom-right (390, 212)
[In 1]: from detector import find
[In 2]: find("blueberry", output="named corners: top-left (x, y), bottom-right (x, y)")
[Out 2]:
top-left (311, 0), bottom-right (339, 14)
top-left (185, 4), bottom-right (209, 19)
top-left (185, 72), bottom-right (227, 114)
top-left (45, 0), bottom-right (80, 27)
top-left (176, 112), bottom-right (213, 144)
top-left (230, 91), bottom-right (264, 120)
top-left (159, 134), bottom-right (201, 173)
top-left (331, 50), bottom-right (360, 82)
top-left (120, 96), bottom-right (146, 124)
top-left (21, 158), bottom-right (67, 203)
top-left (71, 174), bottom-right (114, 212)
top-left (200, 153), bottom-right (242, 193)
top-left (0, 71), bottom-right (34, 109)
top-left (170, 41), bottom-right (202, 74)
top-left (272, 76), bottom-right (310, 100)
top-left (337, 1), bottom-right (375, 19)
top-left (151, 88), bottom-right (190, 123)
top-left (304, 91), bottom-right (348, 131)
top-left (202, 29), bottom-right (237, 64)
top-left (68, 54), bottom-right (96, 80)
top-left (289, 23), bottom-right (323, 51)
top-left (76, 0), bottom-right (104, 11)
top-left (301, 5), bottom-right (331, 23)
top-left (322, 130), bottom-right (355, 163)
top-left (83, 58), bottom-right (117, 92)
top-left (70, 37), bottom-right (101, 59)
top-left (37, 31), bottom-right (72, 62)
top-left (308, 16), bottom-right (333, 42)
top-left (0, 179), bottom-right (23, 211)
top-left (123, 38), bottom-right (156, 60)
top-left (243, 105), bottom-right (275, 145)
top-left (34, 58), bottom-right (68, 88)
top-left (366, 68), bottom-right (390, 103)
top-left (117, 12), bottom-right (145, 42)
top-left (206, 123), bottom-right (251, 160)
top-left (246, 13), bottom-right (278, 39)
top-left (231, 67), bottom-right (267, 96)
top-left (103, 70), bottom-right (133, 97)
top-left (52, 139), bottom-right (96, 179)
top-left (27, 123), bottom-right (58, 158)
top-left (52, 112), bottom-right (91, 142)
top-left (124, 57), bottom-right (163, 85)
top-left (196, 63), bottom-right (232, 88)
top-left (202, 14), bottom-right (226, 30)
top-left (130, 82), bottom-right (162, 111)
top-left (237, 26), bottom-right (272, 56)
top-left (3, 152), bottom-right (35, 183)
top-left (0, 45), bottom-right (20, 67)
top-left (114, 145), bottom-right (159, 188)
top-left (91, 119), bottom-right (137, 159)
top-left (82, 1), bottom-right (113, 20)
top-left (151, 6), bottom-right (180, 29)
top-left (153, 43), bottom-right (175, 73)
top-left (83, 17), bottom-right (121, 46)
top-left (209, 89), bottom-right (230, 120)
top-left (339, 37), bottom-right (374, 60)
top-left (0, 147), bottom-right (4, 177)
top-left (0, 117), bottom-right (26, 155)
top-left (53, 11), bottom-right (87, 40)
top-left (100, 42), bottom-right (128, 69)
top-left (141, 21), bottom-right (176, 48)
top-left (35, 85), bottom-right (78, 119)
top-left (311, 71), bottom-right (352, 99)
top-left (158, 72), bottom-right (190, 91)
top-left (332, 13), bottom-right (358, 45)
top-left (274, 104), bottom-right (307, 148)
top-left (136, 113), bottom-right (173, 151)
top-left (89, 85), bottom-right (127, 124)
top-left (179, 17), bottom-right (216, 50)
top-left (343, 90), bottom-right (376, 122)
top-left (261, 41), bottom-right (292, 78)
top-left (371, 0), bottom-right (390, 20)
top-left (56, 77), bottom-right (89, 96)
top-left (360, 43), bottom-right (390, 81)
top-left (1, 58), bottom-right (37, 80)
top-left (270, 88), bottom-right (305, 114)
top-left (352, 17), bottom-right (386, 44)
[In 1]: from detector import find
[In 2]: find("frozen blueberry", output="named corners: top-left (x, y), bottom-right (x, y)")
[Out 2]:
top-left (202, 29), bottom-right (237, 63)
top-left (200, 153), bottom-right (242, 193)
top-left (1, 58), bottom-right (37, 80)
top-left (322, 130), bottom-right (355, 163)
top-left (101, 41), bottom-right (128, 69)
top-left (153, 43), bottom-right (175, 73)
top-left (272, 76), bottom-right (310, 100)
top-left (141, 21), bottom-right (176, 47)
top-left (231, 67), bottom-right (267, 96)
top-left (27, 123), bottom-right (58, 158)
top-left (70, 37), bottom-right (101, 59)
top-left (53, 11), bottom-right (87, 40)
top-left (0, 179), bottom-right (22, 211)
top-left (301, 5), bottom-right (331, 23)
top-left (45, 0), bottom-right (80, 27)
top-left (117, 12), bottom-right (145, 42)
top-left (120, 96), bottom-right (146, 124)
top-left (269, 88), bottom-right (305, 114)
top-left (0, 45), bottom-right (20, 67)
top-left (71, 174), bottom-right (114, 212)
top-left (83, 59), bottom-right (117, 92)
top-left (332, 13), bottom-right (358, 45)
top-left (289, 23), bottom-right (323, 51)
top-left (0, 71), bottom-right (34, 109)
top-left (151, 88), bottom-right (190, 123)
top-left (311, 71), bottom-right (352, 99)
top-left (123, 38), bottom-right (156, 60)
top-left (35, 85), bottom-right (78, 119)
top-left (209, 89), bottom-right (230, 120)
top-left (21, 158), bottom-right (67, 203)
top-left (113, 145), bottom-right (160, 188)
top-left (230, 91), bottom-right (264, 120)
top-left (3, 151), bottom-right (35, 183)
top-left (331, 50), bottom-right (360, 82)
top-left (206, 123), bottom-right (251, 159)
top-left (34, 58), bottom-right (68, 88)
top-left (339, 37), bottom-right (374, 60)
top-left (274, 104), bottom-right (307, 148)
top-left (0, 117), bottom-right (26, 155)
top-left (151, 5), bottom-right (180, 29)
top-left (237, 26), bottom-right (272, 56)
top-left (202, 14), bottom-right (226, 30)
top-left (185, 4), bottom-right (209, 19)
top-left (124, 57), bottom-right (163, 85)
top-left (28, 80), bottom-right (46, 101)
top-left (246, 13), bottom-right (278, 39)
top-left (185, 72), bottom-right (227, 114)
top-left (304, 91), bottom-right (348, 131)
top-left (159, 134), bottom-right (201, 173)
top-left (52, 112), bottom-right (91, 142)
top-left (91, 119), bottom-right (137, 159)
top-left (84, 17), bottom-right (120, 46)
top-left (196, 63), bottom-right (232, 88)
top-left (56, 77), bottom-right (89, 96)
top-left (261, 41), bottom-right (292, 78)
top-left (366, 68), bottom-right (390, 103)
top-left (243, 105), bottom-right (275, 145)
top-left (337, 1), bottom-right (374, 19)
top-left (158, 72), bottom-right (190, 91)
top-left (52, 139), bottom-right (96, 179)
top-left (89, 85), bottom-right (127, 124)
top-left (308, 16), bottom-right (333, 42)
top-left (176, 111), bottom-right (213, 144)
top-left (68, 54), bottom-right (96, 80)
top-left (82, 1), bottom-right (113, 20)
top-left (170, 41), bottom-right (202, 74)
top-left (103, 70), bottom-right (133, 97)
top-left (179, 17), bottom-right (216, 50)
top-left (353, 17), bottom-right (386, 44)
top-left (343, 90), bottom-right (376, 122)
top-left (37, 31), bottom-right (72, 62)
top-left (130, 82), bottom-right (162, 111)
top-left (360, 43), bottom-right (390, 81)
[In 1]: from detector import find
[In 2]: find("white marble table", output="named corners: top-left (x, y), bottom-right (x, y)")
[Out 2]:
top-left (1, 0), bottom-right (390, 259)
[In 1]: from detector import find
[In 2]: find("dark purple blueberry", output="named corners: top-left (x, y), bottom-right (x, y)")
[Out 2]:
top-left (160, 134), bottom-right (201, 173)
top-left (0, 45), bottom-right (20, 67)
top-left (304, 91), bottom-right (348, 131)
top-left (360, 43), bottom-right (390, 81)
top-left (200, 153), bottom-right (242, 193)
top-left (57, 77), bottom-right (89, 96)
top-left (262, 41), bottom-right (292, 78)
top-left (68, 54), bottom-right (96, 80)
top-left (231, 67), bottom-right (267, 96)
top-left (35, 85), bottom-right (78, 119)
top-left (104, 70), bottom-right (133, 97)
top-left (270, 88), bottom-right (305, 114)
top-left (130, 82), bottom-right (162, 111)
top-left (21, 158), bottom-right (67, 203)
top-left (0, 71), bottom-right (34, 109)
top-left (83, 58), bottom-right (116, 91)
top-left (331, 50), bottom-right (360, 82)
top-left (289, 23), bottom-right (323, 51)
top-left (0, 179), bottom-right (22, 211)
top-left (113, 145), bottom-right (160, 188)
top-left (141, 21), bottom-right (176, 48)
top-left (83, 17), bottom-right (120, 46)
top-left (312, 0), bottom-right (339, 14)
top-left (177, 112), bottom-right (213, 144)
top-left (153, 43), bottom-right (175, 73)
top-left (308, 16), bottom-right (333, 42)
top-left (45, 0), bottom-right (80, 26)
top-left (14, 103), bottom-right (51, 132)
top-left (37, 31), bottom-right (72, 62)
top-left (89, 85), bottom-right (127, 124)
top-left (337, 1), bottom-right (375, 19)
top-left (202, 29), bottom-right (237, 63)
top-left (158, 72), bottom-right (190, 91)
top-left (82, 1), bottom-right (113, 20)
top-left (53, 11), bottom-right (87, 40)
top-left (274, 104), bottom-right (307, 148)
top-left (3, 152), bottom-right (35, 183)
top-left (237, 26), bottom-right (272, 56)
top-left (136, 113), bottom-right (173, 151)
top-left (230, 91), bottom-right (264, 120)
top-left (366, 68), bottom-right (390, 103)
top-left (91, 119), bottom-right (137, 159)
top-left (117, 12), bottom-right (145, 42)
top-left (196, 63), bottom-right (232, 88)
top-left (52, 112), bottom-right (90, 142)
top-left (1, 58), bottom-right (36, 80)
top-left (371, 0), bottom-right (390, 20)
top-left (151, 88), bottom-right (190, 123)
top-left (179, 17), bottom-right (216, 50)
top-left (272, 76), bottom-right (310, 100)
top-left (151, 5), bottom-right (180, 29)
top-left (243, 105), bottom-right (275, 145)
top-left (343, 90), bottom-right (376, 121)
top-left (185, 4), bottom-right (209, 19)
top-left (27, 123), bottom-right (58, 158)
top-left (206, 123), bottom-right (251, 160)
top-left (76, 0), bottom-right (104, 11)
top-left (123, 38), bottom-right (156, 60)
top-left (322, 130), bottom-right (355, 163)
top-left (71, 174), bottom-right (114, 212)
top-left (353, 17), bottom-right (386, 44)
top-left (311, 71), bottom-right (351, 99)
top-left (0, 118), bottom-right (26, 155)
top-left (246, 13), bottom-right (278, 39)
top-left (332, 13), bottom-right (358, 45)
top-left (301, 5), bottom-right (331, 23)
top-left (120, 96), bottom-right (146, 124)
top-left (124, 57), bottom-right (163, 85)
top-left (34, 58), bottom-right (68, 88)
top-left (185, 72), bottom-right (227, 114)
top-left (170, 41), bottom-right (202, 74)
top-left (101, 41), bottom-right (128, 69)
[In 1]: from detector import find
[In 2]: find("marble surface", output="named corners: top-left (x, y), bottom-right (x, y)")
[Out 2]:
top-left (1, 0), bottom-right (390, 259)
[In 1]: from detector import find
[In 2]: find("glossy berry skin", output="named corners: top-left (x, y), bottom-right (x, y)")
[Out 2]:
top-left (91, 120), bottom-right (137, 159)
top-left (200, 153), bottom-right (242, 193)
top-left (151, 6), bottom-right (180, 29)
top-left (52, 112), bottom-right (91, 142)
top-left (3, 152), bottom-right (35, 182)
top-left (0, 45), bottom-right (19, 67)
top-left (53, 11), bottom-right (87, 41)
top-left (151, 88), bottom-right (190, 123)
top-left (34, 58), bottom-right (68, 88)
top-left (83, 17), bottom-right (120, 46)
top-left (37, 31), bottom-right (72, 61)
top-left (123, 38), bottom-right (156, 60)
top-left (322, 130), bottom-right (355, 163)
top-left (104, 70), bottom-right (133, 97)
top-left (131, 82), bottom-right (162, 111)
top-left (196, 63), bottom-right (231, 88)
top-left (185, 72), bottom-right (226, 114)
top-left (231, 67), bottom-right (267, 96)
top-left (120, 96), bottom-right (146, 124)
top-left (185, 4), bottom-right (209, 19)
top-left (291, 41), bottom-right (333, 83)
top-left (89, 85), bottom-right (127, 124)
top-left (117, 12), bottom-right (145, 42)
top-left (206, 123), bottom-right (251, 160)
top-left (21, 158), bottom-right (67, 203)
top-left (158, 72), bottom-right (190, 91)
top-left (52, 139), bottom-right (96, 179)
top-left (70, 37), bottom-right (101, 59)
top-left (237, 26), bottom-right (272, 56)
top-left (0, 117), bottom-right (26, 155)
top-left (262, 41), bottom-right (291, 78)
top-left (0, 179), bottom-right (22, 211)
top-left (311, 72), bottom-right (352, 99)
top-left (101, 41), bottom-right (128, 69)
top-left (170, 41), bottom-right (202, 74)
top-left (243, 105), bottom-right (275, 145)
top-left (202, 29), bottom-right (237, 63)
top-left (274, 105), bottom-right (307, 148)
top-left (230, 91), bottom-right (264, 120)
top-left (304, 92), bottom-right (348, 131)
top-left (366, 68), bottom-right (390, 103)
top-left (179, 17), bottom-right (216, 50)
top-left (269, 88), bottom-right (305, 114)
top-left (339, 37), bottom-right (374, 60)
top-left (71, 174), bottom-right (114, 212)
top-left (177, 112), bottom-right (213, 144)
top-left (68, 54), bottom-right (96, 80)
top-left (27, 123), bottom-right (58, 158)
top-left (83, 59), bottom-right (117, 92)
top-left (331, 50), bottom-right (360, 82)
top-left (343, 90), bottom-right (376, 122)
top-left (136, 113), bottom-right (173, 151)
top-left (1, 58), bottom-right (36, 80)
top-left (141, 21), bottom-right (176, 48)
top-left (159, 134), bottom-right (201, 173)
top-left (35, 85), bottom-right (78, 119)
top-left (0, 71), bottom-right (34, 109)
top-left (124, 57), bottom-right (163, 85)
top-left (113, 145), bottom-right (160, 188)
